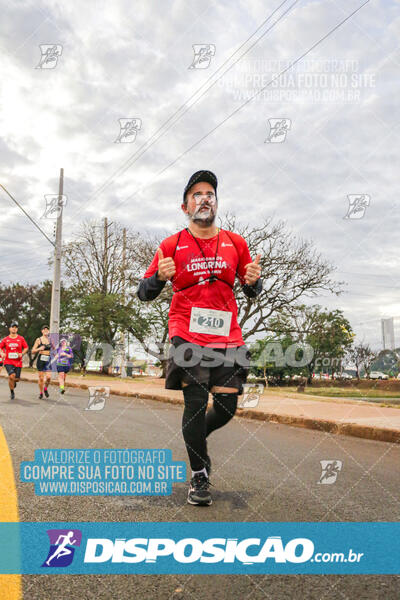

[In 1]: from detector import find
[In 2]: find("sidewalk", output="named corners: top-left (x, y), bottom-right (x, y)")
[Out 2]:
top-left (3, 372), bottom-right (400, 444)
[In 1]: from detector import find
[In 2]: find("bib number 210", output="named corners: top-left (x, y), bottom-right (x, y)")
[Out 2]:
top-left (189, 307), bottom-right (232, 336)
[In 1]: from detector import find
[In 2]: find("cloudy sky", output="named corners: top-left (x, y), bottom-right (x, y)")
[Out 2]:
top-left (0, 0), bottom-right (398, 348)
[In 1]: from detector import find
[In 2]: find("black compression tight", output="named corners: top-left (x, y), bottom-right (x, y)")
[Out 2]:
top-left (182, 384), bottom-right (238, 472)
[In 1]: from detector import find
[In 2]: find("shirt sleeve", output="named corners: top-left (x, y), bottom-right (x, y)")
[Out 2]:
top-left (21, 337), bottom-right (28, 350)
top-left (137, 241), bottom-right (168, 301)
top-left (0, 339), bottom-right (5, 350)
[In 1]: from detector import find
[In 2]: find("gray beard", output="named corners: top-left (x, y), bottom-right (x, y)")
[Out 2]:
top-left (189, 207), bottom-right (216, 227)
top-left (192, 214), bottom-right (216, 227)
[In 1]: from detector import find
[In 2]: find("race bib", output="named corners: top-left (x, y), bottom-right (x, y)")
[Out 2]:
top-left (189, 307), bottom-right (232, 336)
top-left (40, 354), bottom-right (50, 362)
top-left (8, 352), bottom-right (19, 359)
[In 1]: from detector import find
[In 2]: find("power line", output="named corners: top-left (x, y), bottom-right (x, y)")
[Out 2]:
top-left (74, 0), bottom-right (299, 216)
top-left (111, 0), bottom-right (370, 212)
top-left (0, 184), bottom-right (55, 247)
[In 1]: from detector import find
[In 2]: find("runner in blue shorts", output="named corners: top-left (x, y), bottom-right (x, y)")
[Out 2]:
top-left (56, 338), bottom-right (74, 394)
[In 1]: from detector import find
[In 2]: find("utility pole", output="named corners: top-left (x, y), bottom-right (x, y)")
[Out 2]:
top-left (120, 227), bottom-right (127, 378)
top-left (49, 168), bottom-right (64, 336)
top-left (103, 217), bottom-right (108, 294)
top-left (102, 217), bottom-right (110, 373)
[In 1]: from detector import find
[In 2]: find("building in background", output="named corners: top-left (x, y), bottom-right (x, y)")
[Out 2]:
top-left (381, 317), bottom-right (395, 350)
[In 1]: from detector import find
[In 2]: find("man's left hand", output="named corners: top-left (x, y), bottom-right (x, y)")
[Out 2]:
top-left (244, 254), bottom-right (261, 286)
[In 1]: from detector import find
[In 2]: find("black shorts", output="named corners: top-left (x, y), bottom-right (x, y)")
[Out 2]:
top-left (165, 336), bottom-right (250, 394)
top-left (5, 365), bottom-right (22, 378)
top-left (37, 355), bottom-right (52, 372)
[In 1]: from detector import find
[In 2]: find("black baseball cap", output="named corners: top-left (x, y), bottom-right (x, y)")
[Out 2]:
top-left (41, 324), bottom-right (50, 330)
top-left (10, 321), bottom-right (18, 327)
top-left (183, 170), bottom-right (218, 203)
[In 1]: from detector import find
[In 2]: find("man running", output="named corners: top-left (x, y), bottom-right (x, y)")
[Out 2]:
top-left (0, 322), bottom-right (29, 400)
top-left (32, 325), bottom-right (52, 399)
top-left (137, 170), bottom-right (262, 506)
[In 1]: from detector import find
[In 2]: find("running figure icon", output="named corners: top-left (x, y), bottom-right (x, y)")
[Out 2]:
top-left (45, 531), bottom-right (77, 566)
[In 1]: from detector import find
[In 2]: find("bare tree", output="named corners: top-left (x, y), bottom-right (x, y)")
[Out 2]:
top-left (60, 220), bottom-right (140, 347)
top-left (347, 343), bottom-right (377, 379)
top-left (359, 343), bottom-right (377, 378)
top-left (219, 214), bottom-right (343, 340)
top-left (346, 345), bottom-right (363, 380)
top-left (62, 219), bottom-right (139, 295)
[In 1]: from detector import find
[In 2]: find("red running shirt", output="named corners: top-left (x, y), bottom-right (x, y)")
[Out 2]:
top-left (0, 335), bottom-right (28, 367)
top-left (142, 228), bottom-right (253, 347)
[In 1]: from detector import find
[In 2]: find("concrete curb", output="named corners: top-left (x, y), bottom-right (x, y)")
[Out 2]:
top-left (12, 375), bottom-right (400, 445)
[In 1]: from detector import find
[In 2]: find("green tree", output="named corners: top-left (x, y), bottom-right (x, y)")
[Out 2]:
top-left (264, 305), bottom-right (354, 384)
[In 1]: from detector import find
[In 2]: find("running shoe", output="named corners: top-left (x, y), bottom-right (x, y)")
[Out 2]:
top-left (39, 393), bottom-right (43, 400)
top-left (44, 389), bottom-right (49, 398)
top-left (187, 472), bottom-right (212, 506)
top-left (10, 390), bottom-right (15, 400)
top-left (60, 388), bottom-right (65, 395)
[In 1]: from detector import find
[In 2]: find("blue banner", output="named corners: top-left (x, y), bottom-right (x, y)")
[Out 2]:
top-left (20, 449), bottom-right (186, 496)
top-left (0, 522), bottom-right (399, 574)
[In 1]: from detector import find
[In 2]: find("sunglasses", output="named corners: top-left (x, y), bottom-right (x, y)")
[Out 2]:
top-left (191, 192), bottom-right (217, 207)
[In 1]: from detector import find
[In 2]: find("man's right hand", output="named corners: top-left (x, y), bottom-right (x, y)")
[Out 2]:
top-left (156, 248), bottom-right (176, 281)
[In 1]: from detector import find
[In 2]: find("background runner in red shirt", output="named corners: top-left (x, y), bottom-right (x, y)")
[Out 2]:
top-left (0, 322), bottom-right (29, 400)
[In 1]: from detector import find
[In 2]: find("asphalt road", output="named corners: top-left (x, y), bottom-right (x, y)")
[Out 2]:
top-left (0, 378), bottom-right (399, 599)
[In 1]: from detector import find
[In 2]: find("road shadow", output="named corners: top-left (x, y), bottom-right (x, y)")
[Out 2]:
top-left (115, 484), bottom-right (256, 512)
top-left (8, 398), bottom-right (39, 406)
top-left (209, 489), bottom-right (256, 509)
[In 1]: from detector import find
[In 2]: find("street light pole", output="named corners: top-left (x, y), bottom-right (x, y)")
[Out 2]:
top-left (49, 168), bottom-right (64, 335)
top-left (120, 227), bottom-right (127, 378)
